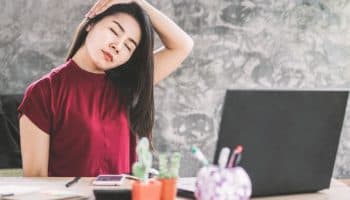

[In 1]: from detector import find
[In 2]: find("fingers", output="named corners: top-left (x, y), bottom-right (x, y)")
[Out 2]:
top-left (95, 0), bottom-right (110, 13)
top-left (85, 0), bottom-right (110, 18)
top-left (85, 0), bottom-right (134, 19)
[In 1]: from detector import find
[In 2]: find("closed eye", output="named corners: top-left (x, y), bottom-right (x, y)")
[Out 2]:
top-left (110, 28), bottom-right (131, 52)
top-left (109, 28), bottom-right (119, 36)
top-left (124, 44), bottom-right (131, 52)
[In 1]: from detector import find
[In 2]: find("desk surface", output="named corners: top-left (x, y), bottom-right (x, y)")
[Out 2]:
top-left (0, 177), bottom-right (349, 200)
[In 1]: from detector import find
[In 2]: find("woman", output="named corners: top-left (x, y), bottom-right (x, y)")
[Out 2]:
top-left (18, 0), bottom-right (193, 177)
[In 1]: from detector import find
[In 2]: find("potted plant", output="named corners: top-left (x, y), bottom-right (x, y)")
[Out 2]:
top-left (157, 152), bottom-right (182, 200)
top-left (132, 137), bottom-right (161, 200)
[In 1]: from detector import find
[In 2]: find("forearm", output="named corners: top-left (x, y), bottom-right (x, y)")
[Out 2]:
top-left (20, 115), bottom-right (49, 177)
top-left (136, 0), bottom-right (193, 51)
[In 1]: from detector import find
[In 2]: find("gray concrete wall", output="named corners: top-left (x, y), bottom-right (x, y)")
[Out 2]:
top-left (1, 0), bottom-right (350, 177)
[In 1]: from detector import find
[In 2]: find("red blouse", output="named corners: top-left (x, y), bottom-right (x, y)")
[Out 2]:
top-left (18, 59), bottom-right (137, 177)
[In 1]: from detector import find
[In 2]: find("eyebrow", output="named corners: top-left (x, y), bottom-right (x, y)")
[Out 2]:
top-left (112, 20), bottom-right (138, 47)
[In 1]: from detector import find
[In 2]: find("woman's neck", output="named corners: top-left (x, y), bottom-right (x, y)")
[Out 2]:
top-left (72, 45), bottom-right (105, 74)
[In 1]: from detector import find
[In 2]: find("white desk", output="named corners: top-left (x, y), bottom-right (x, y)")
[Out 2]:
top-left (0, 177), bottom-right (349, 199)
top-left (253, 179), bottom-right (350, 200)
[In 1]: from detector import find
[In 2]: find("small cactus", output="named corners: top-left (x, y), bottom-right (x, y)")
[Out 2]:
top-left (158, 153), bottom-right (168, 178)
top-left (132, 137), bottom-right (153, 182)
top-left (169, 152), bottom-right (181, 177)
top-left (158, 152), bottom-right (182, 179)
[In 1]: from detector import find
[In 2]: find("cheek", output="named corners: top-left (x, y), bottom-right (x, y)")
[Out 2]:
top-left (85, 30), bottom-right (109, 53)
top-left (85, 30), bottom-right (113, 66)
top-left (84, 29), bottom-right (133, 68)
top-left (85, 34), bottom-right (100, 62)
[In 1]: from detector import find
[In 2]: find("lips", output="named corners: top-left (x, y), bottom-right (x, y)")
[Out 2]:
top-left (101, 50), bottom-right (113, 62)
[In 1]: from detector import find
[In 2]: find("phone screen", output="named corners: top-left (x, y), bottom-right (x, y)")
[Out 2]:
top-left (96, 175), bottom-right (123, 181)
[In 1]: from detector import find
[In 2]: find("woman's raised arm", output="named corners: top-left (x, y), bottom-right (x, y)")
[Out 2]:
top-left (86, 0), bottom-right (194, 85)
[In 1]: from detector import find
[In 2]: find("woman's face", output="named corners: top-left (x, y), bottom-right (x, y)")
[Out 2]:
top-left (85, 13), bottom-right (142, 71)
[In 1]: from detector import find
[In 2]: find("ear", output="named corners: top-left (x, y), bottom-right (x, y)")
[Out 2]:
top-left (86, 23), bottom-right (94, 32)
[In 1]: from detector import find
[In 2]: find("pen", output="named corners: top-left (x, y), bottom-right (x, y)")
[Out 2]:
top-left (191, 146), bottom-right (209, 166)
top-left (218, 147), bottom-right (230, 168)
top-left (0, 193), bottom-right (14, 198)
top-left (65, 177), bottom-right (81, 188)
top-left (233, 146), bottom-right (243, 166)
top-left (227, 145), bottom-right (243, 168)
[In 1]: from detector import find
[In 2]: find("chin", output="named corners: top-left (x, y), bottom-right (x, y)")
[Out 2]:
top-left (89, 54), bottom-right (105, 69)
top-left (95, 57), bottom-right (120, 71)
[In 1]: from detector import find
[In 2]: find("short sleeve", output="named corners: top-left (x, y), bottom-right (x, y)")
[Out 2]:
top-left (17, 78), bottom-right (53, 134)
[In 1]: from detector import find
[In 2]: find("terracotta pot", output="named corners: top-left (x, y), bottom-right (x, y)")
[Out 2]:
top-left (132, 179), bottom-right (162, 200)
top-left (159, 178), bottom-right (177, 200)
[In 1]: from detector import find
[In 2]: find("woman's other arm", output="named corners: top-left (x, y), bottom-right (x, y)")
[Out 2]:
top-left (20, 115), bottom-right (50, 177)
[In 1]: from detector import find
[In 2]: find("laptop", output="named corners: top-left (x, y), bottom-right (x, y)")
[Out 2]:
top-left (213, 89), bottom-right (348, 197)
top-left (177, 89), bottom-right (348, 197)
top-left (214, 90), bottom-right (348, 196)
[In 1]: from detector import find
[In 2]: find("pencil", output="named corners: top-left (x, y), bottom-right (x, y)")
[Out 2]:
top-left (65, 177), bottom-right (81, 188)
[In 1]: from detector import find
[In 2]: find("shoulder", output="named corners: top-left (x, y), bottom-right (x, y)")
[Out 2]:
top-left (25, 75), bottom-right (51, 96)
top-left (25, 60), bottom-right (73, 93)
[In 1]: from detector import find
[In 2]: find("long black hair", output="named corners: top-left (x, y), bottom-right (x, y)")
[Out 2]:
top-left (66, 3), bottom-right (155, 146)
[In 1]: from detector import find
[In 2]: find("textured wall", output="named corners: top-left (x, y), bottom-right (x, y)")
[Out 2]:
top-left (1, 0), bottom-right (350, 177)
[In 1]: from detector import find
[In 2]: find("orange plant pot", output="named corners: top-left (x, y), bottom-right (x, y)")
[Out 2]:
top-left (132, 179), bottom-right (162, 200)
top-left (159, 178), bottom-right (177, 200)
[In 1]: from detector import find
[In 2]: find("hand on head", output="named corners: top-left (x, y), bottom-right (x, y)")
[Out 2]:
top-left (85, 0), bottom-right (137, 19)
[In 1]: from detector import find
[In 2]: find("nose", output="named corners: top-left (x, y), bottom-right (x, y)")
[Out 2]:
top-left (109, 43), bottom-right (123, 54)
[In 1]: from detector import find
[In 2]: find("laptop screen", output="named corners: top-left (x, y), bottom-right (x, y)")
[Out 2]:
top-left (214, 89), bottom-right (348, 196)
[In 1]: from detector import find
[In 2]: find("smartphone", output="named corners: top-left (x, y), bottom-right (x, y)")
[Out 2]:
top-left (93, 175), bottom-right (125, 186)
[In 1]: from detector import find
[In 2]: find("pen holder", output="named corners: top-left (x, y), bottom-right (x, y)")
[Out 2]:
top-left (195, 165), bottom-right (252, 200)
top-left (159, 178), bottom-right (177, 200)
top-left (132, 179), bottom-right (162, 200)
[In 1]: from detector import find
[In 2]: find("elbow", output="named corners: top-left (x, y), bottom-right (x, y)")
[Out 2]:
top-left (22, 166), bottom-right (48, 177)
top-left (185, 37), bottom-right (194, 54)
top-left (22, 171), bottom-right (34, 177)
top-left (177, 35), bottom-right (193, 55)
top-left (23, 171), bottom-right (47, 177)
